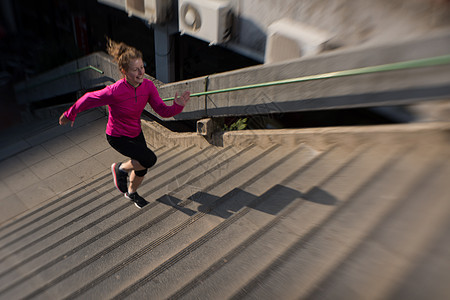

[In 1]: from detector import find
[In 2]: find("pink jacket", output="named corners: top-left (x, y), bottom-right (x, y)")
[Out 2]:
top-left (64, 78), bottom-right (183, 137)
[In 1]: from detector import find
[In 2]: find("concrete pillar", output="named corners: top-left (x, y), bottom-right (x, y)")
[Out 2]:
top-left (197, 118), bottom-right (224, 138)
top-left (197, 118), bottom-right (213, 137)
top-left (154, 24), bottom-right (177, 83)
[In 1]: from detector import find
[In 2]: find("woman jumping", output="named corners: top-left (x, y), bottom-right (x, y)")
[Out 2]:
top-left (59, 40), bottom-right (190, 208)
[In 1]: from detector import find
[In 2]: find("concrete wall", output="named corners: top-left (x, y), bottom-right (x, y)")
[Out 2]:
top-left (98, 0), bottom-right (450, 62)
top-left (235, 0), bottom-right (450, 58)
top-left (141, 117), bottom-right (450, 152)
top-left (14, 31), bottom-right (450, 123)
top-left (14, 52), bottom-right (121, 105)
top-left (154, 31), bottom-right (450, 121)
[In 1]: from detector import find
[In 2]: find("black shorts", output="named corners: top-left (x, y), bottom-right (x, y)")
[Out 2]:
top-left (106, 132), bottom-right (157, 172)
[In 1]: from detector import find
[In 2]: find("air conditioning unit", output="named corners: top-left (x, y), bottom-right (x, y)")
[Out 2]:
top-left (126, 0), bottom-right (172, 24)
top-left (265, 19), bottom-right (331, 64)
top-left (179, 0), bottom-right (233, 45)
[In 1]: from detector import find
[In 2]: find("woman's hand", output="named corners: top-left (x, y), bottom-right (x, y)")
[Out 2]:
top-left (59, 113), bottom-right (74, 127)
top-left (174, 91), bottom-right (190, 107)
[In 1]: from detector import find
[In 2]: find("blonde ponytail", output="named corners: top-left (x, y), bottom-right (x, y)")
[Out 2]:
top-left (106, 37), bottom-right (143, 72)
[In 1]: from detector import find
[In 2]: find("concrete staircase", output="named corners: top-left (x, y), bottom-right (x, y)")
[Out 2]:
top-left (0, 116), bottom-right (449, 299)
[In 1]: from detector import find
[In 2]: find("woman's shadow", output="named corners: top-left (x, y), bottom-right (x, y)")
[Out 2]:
top-left (156, 184), bottom-right (338, 218)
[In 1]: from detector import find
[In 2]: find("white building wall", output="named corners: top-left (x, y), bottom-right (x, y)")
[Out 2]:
top-left (235, 0), bottom-right (450, 58)
top-left (98, 0), bottom-right (450, 63)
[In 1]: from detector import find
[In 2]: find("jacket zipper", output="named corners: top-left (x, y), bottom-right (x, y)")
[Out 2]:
top-left (126, 79), bottom-right (138, 103)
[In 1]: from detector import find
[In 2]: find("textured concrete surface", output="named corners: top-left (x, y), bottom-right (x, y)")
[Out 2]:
top-left (0, 112), bottom-right (448, 299)
top-left (0, 108), bottom-right (115, 224)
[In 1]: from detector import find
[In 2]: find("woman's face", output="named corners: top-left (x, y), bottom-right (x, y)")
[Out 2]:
top-left (124, 58), bottom-right (145, 87)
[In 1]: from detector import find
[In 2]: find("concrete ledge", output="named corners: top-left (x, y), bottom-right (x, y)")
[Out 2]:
top-left (219, 122), bottom-right (450, 151)
top-left (14, 52), bottom-right (120, 104)
top-left (141, 120), bottom-right (212, 149)
top-left (156, 31), bottom-right (450, 121)
top-left (142, 119), bottom-right (450, 152)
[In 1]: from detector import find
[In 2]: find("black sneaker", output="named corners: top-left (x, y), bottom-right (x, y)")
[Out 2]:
top-left (125, 192), bottom-right (149, 208)
top-left (111, 162), bottom-right (128, 193)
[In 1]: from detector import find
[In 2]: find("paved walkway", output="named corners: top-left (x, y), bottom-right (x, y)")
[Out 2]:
top-left (0, 109), bottom-right (122, 225)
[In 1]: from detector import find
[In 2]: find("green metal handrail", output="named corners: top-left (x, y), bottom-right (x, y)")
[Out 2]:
top-left (75, 65), bottom-right (104, 74)
top-left (17, 65), bottom-right (104, 92)
top-left (162, 54), bottom-right (450, 102)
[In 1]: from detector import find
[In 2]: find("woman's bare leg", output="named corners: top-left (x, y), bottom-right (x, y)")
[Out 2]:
top-left (129, 171), bottom-right (144, 194)
top-left (120, 159), bottom-right (144, 172)
top-left (119, 159), bottom-right (146, 193)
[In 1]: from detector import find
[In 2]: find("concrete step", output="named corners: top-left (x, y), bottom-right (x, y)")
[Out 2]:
top-left (167, 143), bottom-right (394, 299)
top-left (64, 144), bottom-right (319, 299)
top-left (230, 144), bottom-right (441, 300)
top-left (0, 142), bottom-right (297, 299)
top-left (109, 145), bottom-right (345, 299)
top-left (0, 119), bottom-right (449, 300)
top-left (303, 153), bottom-right (450, 300)
top-left (386, 215), bottom-right (450, 300)
top-left (70, 145), bottom-right (358, 299)
top-left (0, 145), bottom-right (166, 241)
top-left (0, 145), bottom-right (212, 297)
top-left (21, 145), bottom-right (318, 298)
top-left (0, 143), bottom-right (167, 253)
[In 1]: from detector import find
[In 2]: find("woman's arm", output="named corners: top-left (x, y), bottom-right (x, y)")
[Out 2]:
top-left (148, 83), bottom-right (190, 118)
top-left (174, 91), bottom-right (190, 107)
top-left (59, 86), bottom-right (114, 126)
